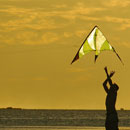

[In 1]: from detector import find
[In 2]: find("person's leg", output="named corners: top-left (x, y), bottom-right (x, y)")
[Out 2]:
top-left (105, 120), bottom-right (111, 130)
top-left (113, 121), bottom-right (119, 130)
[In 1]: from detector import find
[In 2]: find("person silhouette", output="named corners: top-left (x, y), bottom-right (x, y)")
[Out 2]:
top-left (103, 67), bottom-right (119, 130)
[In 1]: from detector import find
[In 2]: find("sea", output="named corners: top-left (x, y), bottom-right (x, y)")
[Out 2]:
top-left (0, 109), bottom-right (130, 130)
top-left (0, 127), bottom-right (130, 130)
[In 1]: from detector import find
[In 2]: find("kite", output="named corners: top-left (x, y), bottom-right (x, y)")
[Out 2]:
top-left (71, 26), bottom-right (123, 65)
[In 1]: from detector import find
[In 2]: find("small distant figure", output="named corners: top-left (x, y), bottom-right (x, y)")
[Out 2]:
top-left (103, 67), bottom-right (119, 130)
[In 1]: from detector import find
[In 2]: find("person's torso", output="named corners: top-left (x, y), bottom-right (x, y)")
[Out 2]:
top-left (106, 90), bottom-right (117, 112)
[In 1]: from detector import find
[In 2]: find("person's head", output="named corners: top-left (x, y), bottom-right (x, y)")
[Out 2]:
top-left (113, 83), bottom-right (119, 91)
top-left (110, 83), bottom-right (119, 92)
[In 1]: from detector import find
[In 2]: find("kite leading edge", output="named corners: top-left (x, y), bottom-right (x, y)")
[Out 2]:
top-left (71, 26), bottom-right (124, 65)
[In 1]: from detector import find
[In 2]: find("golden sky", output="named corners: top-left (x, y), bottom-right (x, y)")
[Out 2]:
top-left (0, 0), bottom-right (130, 109)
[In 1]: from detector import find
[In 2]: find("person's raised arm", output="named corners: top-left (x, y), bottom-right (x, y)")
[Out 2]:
top-left (104, 66), bottom-right (109, 77)
top-left (103, 78), bottom-right (109, 93)
top-left (104, 67), bottom-right (115, 86)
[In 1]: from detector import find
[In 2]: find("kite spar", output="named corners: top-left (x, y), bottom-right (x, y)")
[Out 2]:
top-left (71, 26), bottom-right (123, 65)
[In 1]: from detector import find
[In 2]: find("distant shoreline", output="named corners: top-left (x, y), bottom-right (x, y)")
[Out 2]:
top-left (1, 107), bottom-right (106, 110)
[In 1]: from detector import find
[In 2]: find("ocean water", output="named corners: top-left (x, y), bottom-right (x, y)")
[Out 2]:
top-left (0, 109), bottom-right (130, 129)
top-left (0, 127), bottom-right (130, 130)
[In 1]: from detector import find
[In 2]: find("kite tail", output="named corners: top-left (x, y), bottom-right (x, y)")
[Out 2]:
top-left (113, 47), bottom-right (124, 65)
top-left (94, 55), bottom-right (98, 63)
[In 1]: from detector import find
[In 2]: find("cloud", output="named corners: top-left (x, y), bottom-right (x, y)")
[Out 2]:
top-left (0, 2), bottom-right (106, 46)
top-left (0, 3), bottom-right (105, 30)
top-left (117, 42), bottom-right (130, 48)
top-left (17, 32), bottom-right (59, 45)
top-left (104, 16), bottom-right (130, 30)
top-left (0, 6), bottom-right (67, 33)
top-left (105, 16), bottom-right (124, 23)
top-left (104, 0), bottom-right (130, 7)
top-left (70, 75), bottom-right (92, 83)
top-left (8, 77), bottom-right (48, 82)
top-left (51, 4), bottom-right (105, 20)
top-left (0, 34), bottom-right (16, 45)
top-left (81, 16), bottom-right (100, 21)
top-left (68, 67), bottom-right (87, 73)
top-left (119, 24), bottom-right (130, 30)
top-left (75, 15), bottom-right (130, 31)
top-left (0, 9), bottom-right (61, 32)
top-left (76, 75), bottom-right (91, 81)
top-left (68, 66), bottom-right (94, 73)
top-left (63, 32), bottom-right (73, 38)
top-left (41, 32), bottom-right (59, 45)
top-left (75, 30), bottom-right (90, 38)
top-left (0, 30), bottom-right (59, 45)
top-left (2, 1), bottom-right (130, 47)
top-left (0, 6), bottom-right (33, 15)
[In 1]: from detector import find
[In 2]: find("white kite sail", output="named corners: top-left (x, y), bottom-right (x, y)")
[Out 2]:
top-left (71, 26), bottom-right (123, 64)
